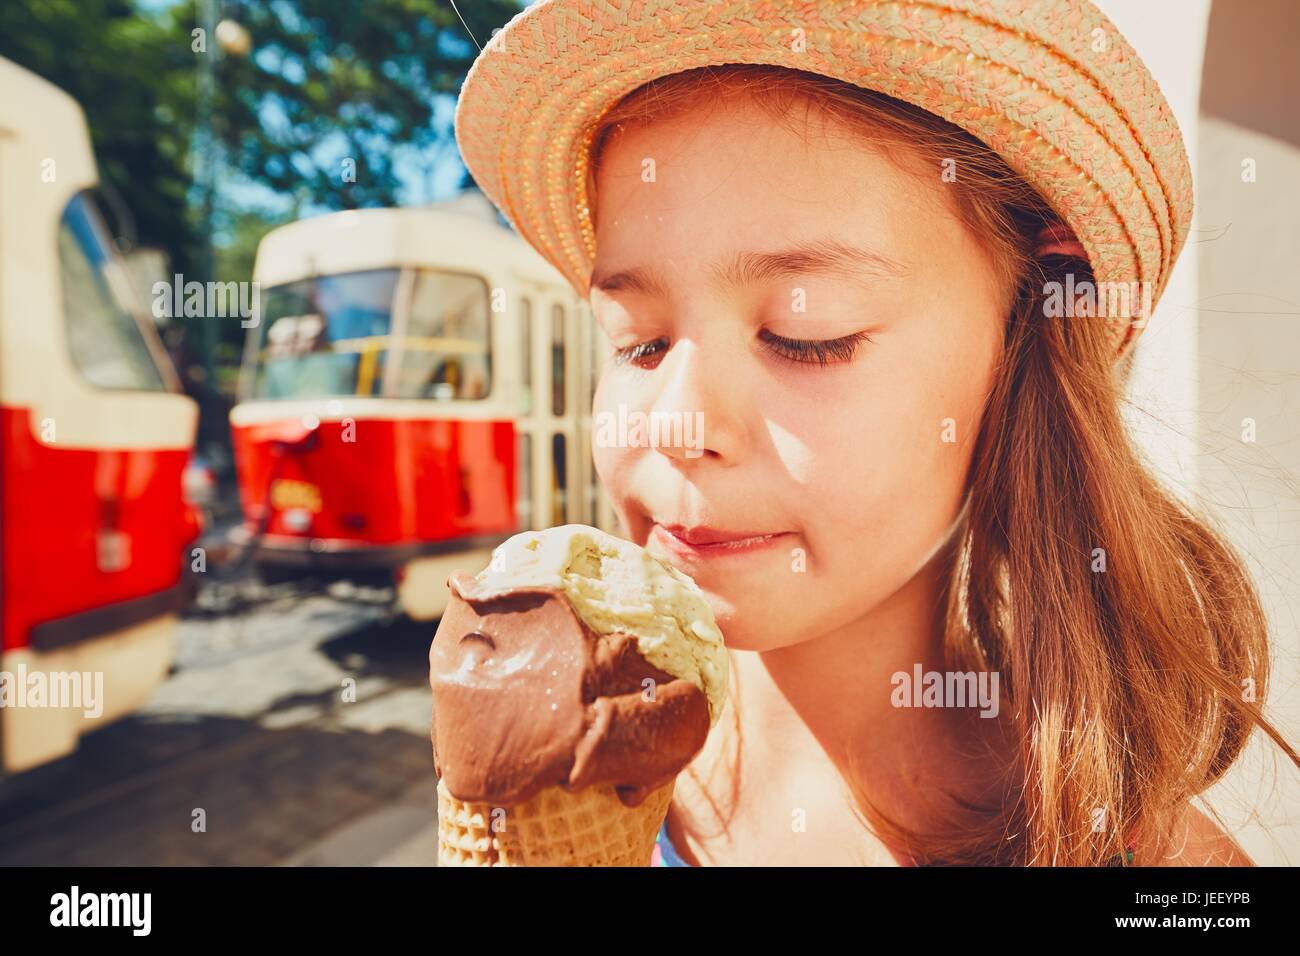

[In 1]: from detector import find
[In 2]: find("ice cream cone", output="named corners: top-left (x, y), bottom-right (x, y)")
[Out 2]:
top-left (430, 526), bottom-right (727, 867)
top-left (437, 775), bottom-right (676, 866)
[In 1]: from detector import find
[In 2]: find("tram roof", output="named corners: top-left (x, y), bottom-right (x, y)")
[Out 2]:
top-left (0, 57), bottom-right (98, 203)
top-left (252, 203), bottom-right (576, 292)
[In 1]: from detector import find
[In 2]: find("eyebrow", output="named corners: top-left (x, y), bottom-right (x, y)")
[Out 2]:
top-left (589, 238), bottom-right (908, 299)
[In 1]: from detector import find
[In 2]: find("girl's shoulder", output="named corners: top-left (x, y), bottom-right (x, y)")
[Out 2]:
top-left (1132, 804), bottom-right (1253, 867)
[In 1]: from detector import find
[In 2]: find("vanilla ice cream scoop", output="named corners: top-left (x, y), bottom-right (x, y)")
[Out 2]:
top-left (470, 524), bottom-right (729, 726)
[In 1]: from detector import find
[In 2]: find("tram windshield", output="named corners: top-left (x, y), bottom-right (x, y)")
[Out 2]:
top-left (58, 192), bottom-right (168, 391)
top-left (250, 268), bottom-right (492, 401)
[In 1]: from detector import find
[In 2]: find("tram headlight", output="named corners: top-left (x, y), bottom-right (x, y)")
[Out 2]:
top-left (281, 508), bottom-right (313, 533)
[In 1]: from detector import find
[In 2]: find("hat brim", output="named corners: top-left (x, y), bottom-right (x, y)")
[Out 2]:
top-left (455, 0), bottom-right (1192, 360)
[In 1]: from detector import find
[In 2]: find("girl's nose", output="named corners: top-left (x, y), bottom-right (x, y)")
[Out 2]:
top-left (646, 337), bottom-right (747, 465)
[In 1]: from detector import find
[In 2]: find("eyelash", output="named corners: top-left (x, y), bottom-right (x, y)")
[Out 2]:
top-left (610, 329), bottom-right (875, 369)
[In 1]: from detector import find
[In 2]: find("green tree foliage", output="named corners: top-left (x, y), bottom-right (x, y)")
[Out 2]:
top-left (2, 0), bottom-right (522, 265)
top-left (0, 0), bottom-right (201, 274)
top-left (214, 0), bottom-right (520, 210)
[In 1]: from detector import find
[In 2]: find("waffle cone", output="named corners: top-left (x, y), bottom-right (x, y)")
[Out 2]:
top-left (436, 775), bottom-right (675, 866)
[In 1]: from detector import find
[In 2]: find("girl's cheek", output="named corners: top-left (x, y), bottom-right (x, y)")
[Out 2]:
top-left (590, 414), bottom-right (622, 491)
top-left (801, 398), bottom-right (921, 531)
top-left (591, 377), bottom-right (622, 462)
top-left (590, 392), bottom-right (640, 520)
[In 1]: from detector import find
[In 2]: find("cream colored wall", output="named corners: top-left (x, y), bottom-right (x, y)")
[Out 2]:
top-left (1095, 0), bottom-right (1299, 865)
top-left (1095, 0), bottom-right (1208, 501)
top-left (1195, 114), bottom-right (1300, 866)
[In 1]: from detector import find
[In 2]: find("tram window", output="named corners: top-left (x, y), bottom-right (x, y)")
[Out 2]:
top-left (392, 269), bottom-right (488, 400)
top-left (58, 194), bottom-right (166, 391)
top-left (551, 303), bottom-right (566, 416)
top-left (551, 432), bottom-right (568, 526)
top-left (517, 432), bottom-right (533, 530)
top-left (252, 269), bottom-right (398, 399)
top-left (397, 270), bottom-right (492, 400)
top-left (521, 297), bottom-right (533, 415)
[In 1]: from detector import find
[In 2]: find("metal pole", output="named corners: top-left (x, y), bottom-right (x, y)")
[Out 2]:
top-left (197, 0), bottom-right (218, 390)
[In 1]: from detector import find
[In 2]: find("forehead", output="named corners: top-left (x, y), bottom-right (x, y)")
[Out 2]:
top-left (589, 95), bottom-right (958, 281)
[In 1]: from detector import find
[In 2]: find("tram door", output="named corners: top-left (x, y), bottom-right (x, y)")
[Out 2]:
top-left (516, 285), bottom-right (611, 534)
top-left (573, 296), bottom-right (611, 531)
top-left (515, 285), bottom-right (572, 531)
top-left (515, 288), bottom-right (539, 532)
top-left (547, 293), bottom-right (574, 527)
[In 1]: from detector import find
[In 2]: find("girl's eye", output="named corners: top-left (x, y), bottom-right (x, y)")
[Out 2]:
top-left (609, 329), bottom-right (875, 370)
top-left (759, 328), bottom-right (875, 367)
top-left (611, 335), bottom-right (670, 366)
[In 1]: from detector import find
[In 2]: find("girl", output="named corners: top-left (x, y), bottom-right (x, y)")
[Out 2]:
top-left (454, 0), bottom-right (1300, 865)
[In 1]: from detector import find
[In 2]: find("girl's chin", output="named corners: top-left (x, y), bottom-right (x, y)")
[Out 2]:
top-left (717, 627), bottom-right (802, 653)
top-left (703, 588), bottom-right (839, 653)
top-left (685, 587), bottom-right (744, 642)
top-left (640, 536), bottom-right (803, 647)
top-left (694, 593), bottom-right (781, 651)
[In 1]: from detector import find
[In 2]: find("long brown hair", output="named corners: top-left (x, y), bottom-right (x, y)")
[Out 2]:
top-left (585, 64), bottom-right (1300, 865)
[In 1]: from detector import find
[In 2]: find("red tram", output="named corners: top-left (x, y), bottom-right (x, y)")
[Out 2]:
top-left (230, 198), bottom-right (614, 619)
top-left (0, 58), bottom-right (202, 774)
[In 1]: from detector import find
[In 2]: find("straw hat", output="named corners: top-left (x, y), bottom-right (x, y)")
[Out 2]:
top-left (454, 0), bottom-right (1193, 360)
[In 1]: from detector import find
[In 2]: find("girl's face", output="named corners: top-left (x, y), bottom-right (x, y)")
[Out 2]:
top-left (589, 94), bottom-right (1008, 651)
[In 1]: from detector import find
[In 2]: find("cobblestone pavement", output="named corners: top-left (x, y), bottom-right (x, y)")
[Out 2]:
top-left (0, 587), bottom-right (443, 866)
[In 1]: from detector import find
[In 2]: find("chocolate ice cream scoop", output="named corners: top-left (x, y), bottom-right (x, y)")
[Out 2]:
top-left (429, 570), bottom-right (712, 809)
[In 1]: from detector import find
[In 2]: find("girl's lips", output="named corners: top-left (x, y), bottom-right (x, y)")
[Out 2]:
top-left (651, 523), bottom-right (791, 558)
